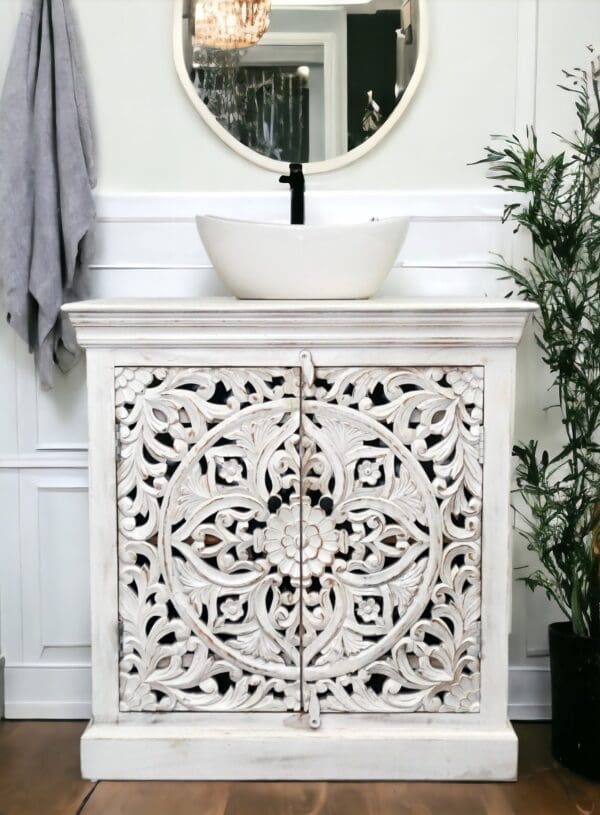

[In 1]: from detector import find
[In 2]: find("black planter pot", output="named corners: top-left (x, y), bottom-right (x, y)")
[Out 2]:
top-left (549, 621), bottom-right (600, 780)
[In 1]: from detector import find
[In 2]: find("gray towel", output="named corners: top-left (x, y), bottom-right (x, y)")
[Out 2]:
top-left (0, 0), bottom-right (96, 389)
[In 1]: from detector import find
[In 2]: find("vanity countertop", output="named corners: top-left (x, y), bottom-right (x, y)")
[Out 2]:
top-left (63, 296), bottom-right (537, 315)
top-left (63, 297), bottom-right (536, 350)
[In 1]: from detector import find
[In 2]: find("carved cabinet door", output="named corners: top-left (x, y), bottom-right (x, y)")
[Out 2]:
top-left (300, 367), bottom-right (484, 714)
top-left (115, 364), bottom-right (484, 717)
top-left (115, 366), bottom-right (305, 712)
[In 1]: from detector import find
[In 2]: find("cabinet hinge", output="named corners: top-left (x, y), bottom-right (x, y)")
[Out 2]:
top-left (478, 428), bottom-right (485, 464)
top-left (117, 618), bottom-right (124, 658)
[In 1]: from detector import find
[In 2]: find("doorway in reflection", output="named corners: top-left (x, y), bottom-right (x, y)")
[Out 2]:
top-left (182, 0), bottom-right (420, 163)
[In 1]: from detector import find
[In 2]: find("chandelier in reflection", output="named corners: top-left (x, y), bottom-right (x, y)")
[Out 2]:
top-left (194, 0), bottom-right (271, 50)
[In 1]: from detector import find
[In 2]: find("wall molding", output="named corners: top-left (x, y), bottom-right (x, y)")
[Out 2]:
top-left (4, 664), bottom-right (91, 720)
top-left (94, 189), bottom-right (510, 220)
top-left (508, 664), bottom-right (551, 720)
top-left (0, 453), bottom-right (88, 470)
top-left (5, 702), bottom-right (91, 719)
top-left (514, 0), bottom-right (539, 133)
top-left (0, 656), bottom-right (4, 720)
top-left (86, 190), bottom-right (516, 304)
top-left (0, 188), bottom-right (548, 721)
top-left (18, 474), bottom-right (90, 666)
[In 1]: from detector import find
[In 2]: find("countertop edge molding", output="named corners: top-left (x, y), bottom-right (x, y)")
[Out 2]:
top-left (63, 298), bottom-right (537, 349)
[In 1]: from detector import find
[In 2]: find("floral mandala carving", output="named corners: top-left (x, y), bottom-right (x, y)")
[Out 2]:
top-left (116, 365), bottom-right (483, 714)
top-left (264, 498), bottom-right (341, 580)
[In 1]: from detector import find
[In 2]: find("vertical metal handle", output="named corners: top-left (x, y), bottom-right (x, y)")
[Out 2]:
top-left (307, 687), bottom-right (321, 729)
top-left (299, 350), bottom-right (314, 388)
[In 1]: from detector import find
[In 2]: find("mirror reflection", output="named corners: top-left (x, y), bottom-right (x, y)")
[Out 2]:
top-left (180, 0), bottom-right (421, 164)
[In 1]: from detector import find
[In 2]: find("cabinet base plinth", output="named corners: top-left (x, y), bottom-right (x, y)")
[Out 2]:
top-left (81, 720), bottom-right (518, 781)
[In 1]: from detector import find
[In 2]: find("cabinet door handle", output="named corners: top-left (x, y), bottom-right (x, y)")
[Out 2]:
top-left (307, 687), bottom-right (321, 729)
top-left (283, 688), bottom-right (321, 731)
top-left (299, 349), bottom-right (315, 388)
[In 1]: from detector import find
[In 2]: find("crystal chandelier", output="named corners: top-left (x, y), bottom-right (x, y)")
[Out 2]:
top-left (194, 0), bottom-right (271, 50)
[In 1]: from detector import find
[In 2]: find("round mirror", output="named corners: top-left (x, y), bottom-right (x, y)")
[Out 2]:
top-left (174, 0), bottom-right (427, 173)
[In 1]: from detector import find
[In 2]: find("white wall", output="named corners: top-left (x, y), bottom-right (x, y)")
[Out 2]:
top-left (0, 0), bottom-right (598, 718)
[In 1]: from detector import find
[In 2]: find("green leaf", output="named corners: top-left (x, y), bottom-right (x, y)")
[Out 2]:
top-left (477, 51), bottom-right (600, 639)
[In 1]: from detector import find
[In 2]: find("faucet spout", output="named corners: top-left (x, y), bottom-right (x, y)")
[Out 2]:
top-left (279, 162), bottom-right (305, 225)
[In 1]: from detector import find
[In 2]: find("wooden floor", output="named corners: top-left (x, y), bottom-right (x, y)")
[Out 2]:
top-left (1, 721), bottom-right (599, 815)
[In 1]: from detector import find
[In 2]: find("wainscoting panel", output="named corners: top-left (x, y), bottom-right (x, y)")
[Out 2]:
top-left (33, 364), bottom-right (89, 453)
top-left (19, 471), bottom-right (90, 664)
top-left (16, 347), bottom-right (89, 456)
top-left (0, 190), bottom-right (556, 718)
top-left (91, 191), bottom-right (513, 274)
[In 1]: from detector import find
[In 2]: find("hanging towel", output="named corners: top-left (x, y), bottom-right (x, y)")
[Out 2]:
top-left (0, 0), bottom-right (96, 389)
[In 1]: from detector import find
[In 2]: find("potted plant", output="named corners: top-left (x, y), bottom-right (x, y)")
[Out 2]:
top-left (477, 50), bottom-right (600, 779)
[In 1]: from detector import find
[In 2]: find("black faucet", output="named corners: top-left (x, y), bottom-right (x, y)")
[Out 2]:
top-left (279, 163), bottom-right (305, 225)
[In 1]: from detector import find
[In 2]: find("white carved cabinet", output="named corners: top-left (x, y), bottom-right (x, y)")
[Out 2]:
top-left (64, 297), bottom-right (534, 781)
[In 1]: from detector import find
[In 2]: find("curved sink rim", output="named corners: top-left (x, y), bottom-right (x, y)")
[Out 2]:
top-left (196, 214), bottom-right (410, 231)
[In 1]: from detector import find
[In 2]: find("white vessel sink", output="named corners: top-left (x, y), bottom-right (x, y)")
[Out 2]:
top-left (196, 215), bottom-right (409, 299)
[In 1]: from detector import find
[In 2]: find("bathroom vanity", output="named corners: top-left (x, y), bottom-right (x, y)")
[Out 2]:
top-left (65, 297), bottom-right (535, 781)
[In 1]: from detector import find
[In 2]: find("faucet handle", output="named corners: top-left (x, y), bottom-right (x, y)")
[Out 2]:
top-left (279, 163), bottom-right (304, 187)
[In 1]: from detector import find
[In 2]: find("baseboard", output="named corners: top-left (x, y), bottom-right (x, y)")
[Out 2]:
top-left (0, 656), bottom-right (4, 719)
top-left (508, 703), bottom-right (551, 720)
top-left (3, 664), bottom-right (91, 719)
top-left (4, 701), bottom-right (91, 719)
top-left (508, 665), bottom-right (551, 721)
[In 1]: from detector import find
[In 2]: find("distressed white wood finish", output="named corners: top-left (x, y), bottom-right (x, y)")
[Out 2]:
top-left (82, 719), bottom-right (518, 781)
top-left (66, 297), bottom-right (533, 348)
top-left (300, 366), bottom-right (483, 714)
top-left (66, 297), bottom-right (534, 780)
top-left (115, 363), bottom-right (483, 716)
top-left (117, 366), bottom-right (303, 712)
